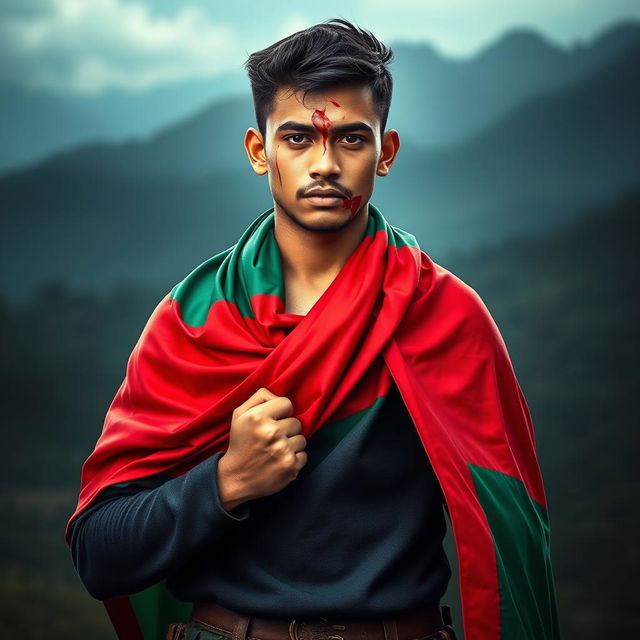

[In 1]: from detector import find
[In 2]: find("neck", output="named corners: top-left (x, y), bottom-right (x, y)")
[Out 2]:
top-left (274, 202), bottom-right (370, 288)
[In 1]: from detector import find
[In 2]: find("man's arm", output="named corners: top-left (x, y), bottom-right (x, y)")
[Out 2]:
top-left (69, 451), bottom-right (250, 600)
top-left (69, 384), bottom-right (307, 600)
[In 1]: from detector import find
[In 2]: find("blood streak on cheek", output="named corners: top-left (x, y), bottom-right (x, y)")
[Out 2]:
top-left (329, 99), bottom-right (341, 107)
top-left (311, 108), bottom-right (332, 154)
top-left (275, 144), bottom-right (283, 187)
top-left (342, 195), bottom-right (363, 218)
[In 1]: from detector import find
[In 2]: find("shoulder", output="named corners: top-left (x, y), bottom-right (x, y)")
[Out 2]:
top-left (169, 246), bottom-right (235, 327)
top-left (413, 251), bottom-right (507, 355)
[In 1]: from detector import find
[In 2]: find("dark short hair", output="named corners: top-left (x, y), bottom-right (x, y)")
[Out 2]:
top-left (243, 18), bottom-right (394, 140)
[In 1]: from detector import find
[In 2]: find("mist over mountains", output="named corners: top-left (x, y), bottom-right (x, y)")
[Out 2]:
top-left (0, 70), bottom-right (250, 174)
top-left (1, 20), bottom-right (639, 301)
top-left (3, 20), bottom-right (637, 174)
top-left (390, 21), bottom-right (640, 149)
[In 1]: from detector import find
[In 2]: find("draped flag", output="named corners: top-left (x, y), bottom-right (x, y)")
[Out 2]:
top-left (65, 203), bottom-right (561, 639)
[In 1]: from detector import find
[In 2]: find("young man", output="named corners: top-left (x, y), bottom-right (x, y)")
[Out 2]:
top-left (65, 19), bottom-right (560, 640)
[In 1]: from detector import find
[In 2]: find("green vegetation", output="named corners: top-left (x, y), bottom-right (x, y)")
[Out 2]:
top-left (0, 190), bottom-right (637, 638)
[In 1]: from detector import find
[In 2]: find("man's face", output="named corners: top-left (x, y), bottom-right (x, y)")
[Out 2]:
top-left (245, 84), bottom-right (398, 233)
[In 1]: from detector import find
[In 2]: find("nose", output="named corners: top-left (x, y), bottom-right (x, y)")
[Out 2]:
top-left (308, 142), bottom-right (341, 180)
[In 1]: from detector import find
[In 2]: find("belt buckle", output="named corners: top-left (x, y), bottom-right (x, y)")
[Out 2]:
top-left (289, 617), bottom-right (346, 640)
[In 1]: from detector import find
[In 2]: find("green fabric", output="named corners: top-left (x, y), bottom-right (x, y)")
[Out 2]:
top-left (169, 203), bottom-right (417, 328)
top-left (302, 394), bottom-right (386, 475)
top-left (129, 581), bottom-right (194, 640)
top-left (469, 463), bottom-right (561, 639)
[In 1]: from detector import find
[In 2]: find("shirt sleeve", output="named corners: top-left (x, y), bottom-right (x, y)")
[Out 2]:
top-left (68, 450), bottom-right (251, 600)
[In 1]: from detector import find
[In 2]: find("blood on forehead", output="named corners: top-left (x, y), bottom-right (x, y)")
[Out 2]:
top-left (311, 107), bottom-right (332, 154)
top-left (309, 97), bottom-right (344, 153)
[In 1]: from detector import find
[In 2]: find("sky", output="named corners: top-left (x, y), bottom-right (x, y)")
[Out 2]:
top-left (1, 0), bottom-right (639, 95)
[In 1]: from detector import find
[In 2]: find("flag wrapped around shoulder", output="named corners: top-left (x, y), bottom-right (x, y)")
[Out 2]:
top-left (65, 203), bottom-right (561, 640)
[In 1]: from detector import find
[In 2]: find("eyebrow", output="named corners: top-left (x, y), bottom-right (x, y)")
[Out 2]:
top-left (276, 120), bottom-right (375, 135)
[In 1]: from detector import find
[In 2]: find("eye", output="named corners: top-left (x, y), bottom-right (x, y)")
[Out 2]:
top-left (341, 135), bottom-right (365, 145)
top-left (284, 134), bottom-right (310, 145)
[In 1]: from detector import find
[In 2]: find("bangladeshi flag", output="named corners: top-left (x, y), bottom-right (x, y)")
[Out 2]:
top-left (65, 202), bottom-right (561, 639)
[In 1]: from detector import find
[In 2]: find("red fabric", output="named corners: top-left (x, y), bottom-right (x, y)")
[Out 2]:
top-left (103, 596), bottom-right (144, 640)
top-left (65, 217), bottom-right (549, 639)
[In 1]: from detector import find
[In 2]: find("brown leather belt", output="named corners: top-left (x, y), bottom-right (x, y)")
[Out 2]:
top-left (180, 600), bottom-right (457, 640)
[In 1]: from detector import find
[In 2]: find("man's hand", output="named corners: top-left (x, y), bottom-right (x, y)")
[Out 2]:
top-left (217, 387), bottom-right (307, 512)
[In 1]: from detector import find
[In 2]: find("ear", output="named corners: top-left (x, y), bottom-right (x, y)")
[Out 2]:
top-left (244, 127), bottom-right (268, 175)
top-left (376, 129), bottom-right (400, 177)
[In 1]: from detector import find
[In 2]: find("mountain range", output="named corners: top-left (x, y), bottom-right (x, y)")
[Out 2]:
top-left (1, 20), bottom-right (638, 174)
top-left (1, 21), bottom-right (639, 301)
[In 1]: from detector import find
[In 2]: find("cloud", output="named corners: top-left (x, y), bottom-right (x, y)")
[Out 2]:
top-left (361, 0), bottom-right (640, 56)
top-left (0, 0), bottom-right (240, 94)
top-left (277, 14), bottom-right (312, 40)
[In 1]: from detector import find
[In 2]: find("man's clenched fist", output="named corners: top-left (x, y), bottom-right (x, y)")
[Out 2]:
top-left (217, 387), bottom-right (307, 512)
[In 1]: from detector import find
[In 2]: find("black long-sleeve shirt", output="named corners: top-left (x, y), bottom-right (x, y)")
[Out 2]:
top-left (69, 381), bottom-right (451, 618)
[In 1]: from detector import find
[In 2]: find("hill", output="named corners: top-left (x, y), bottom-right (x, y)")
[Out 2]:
top-left (2, 36), bottom-right (639, 300)
top-left (0, 188), bottom-right (637, 638)
top-left (2, 20), bottom-right (638, 174)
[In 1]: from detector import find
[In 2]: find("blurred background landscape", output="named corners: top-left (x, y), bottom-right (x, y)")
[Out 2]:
top-left (1, 1), bottom-right (639, 637)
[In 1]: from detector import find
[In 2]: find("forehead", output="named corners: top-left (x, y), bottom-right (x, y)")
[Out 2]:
top-left (267, 84), bottom-right (379, 130)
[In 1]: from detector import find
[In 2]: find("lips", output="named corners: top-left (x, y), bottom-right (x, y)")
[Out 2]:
top-left (303, 189), bottom-right (346, 198)
top-left (303, 189), bottom-right (347, 208)
top-left (305, 196), bottom-right (344, 207)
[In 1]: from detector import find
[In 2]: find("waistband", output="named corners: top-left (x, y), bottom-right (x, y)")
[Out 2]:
top-left (179, 600), bottom-right (457, 640)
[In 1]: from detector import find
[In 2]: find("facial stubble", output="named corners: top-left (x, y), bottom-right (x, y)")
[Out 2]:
top-left (273, 194), bottom-right (363, 234)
